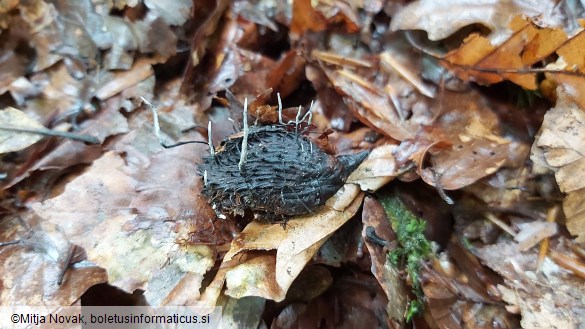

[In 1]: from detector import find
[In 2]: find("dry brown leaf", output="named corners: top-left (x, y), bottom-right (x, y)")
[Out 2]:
top-left (26, 62), bottom-right (88, 119)
top-left (532, 89), bottom-right (585, 242)
top-left (421, 260), bottom-right (518, 329)
top-left (0, 215), bottom-right (107, 305)
top-left (4, 99), bottom-right (128, 188)
top-left (394, 2), bottom-right (585, 94)
top-left (546, 28), bottom-right (585, 109)
top-left (321, 66), bottom-right (416, 141)
top-left (181, 0), bottom-right (230, 91)
top-left (419, 90), bottom-right (530, 190)
top-left (318, 49), bottom-right (529, 191)
top-left (95, 58), bottom-right (156, 100)
top-left (30, 150), bottom-right (215, 305)
top-left (305, 66), bottom-right (355, 132)
top-left (25, 108), bottom-right (217, 305)
top-left (441, 16), bottom-right (581, 90)
top-left (290, 0), bottom-right (328, 37)
top-left (0, 107), bottom-right (45, 154)
top-left (362, 196), bottom-right (407, 324)
top-left (271, 273), bottom-right (389, 328)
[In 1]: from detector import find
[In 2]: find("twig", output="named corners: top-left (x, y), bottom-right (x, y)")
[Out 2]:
top-left (0, 125), bottom-right (99, 144)
top-left (380, 52), bottom-right (436, 98)
top-left (0, 240), bottom-right (22, 247)
top-left (439, 61), bottom-right (585, 77)
top-left (403, 31), bottom-right (585, 78)
top-left (365, 226), bottom-right (391, 247)
top-left (484, 213), bottom-right (517, 238)
top-left (431, 166), bottom-right (454, 205)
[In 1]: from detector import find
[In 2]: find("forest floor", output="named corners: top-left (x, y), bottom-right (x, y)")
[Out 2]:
top-left (1, 1), bottom-right (584, 328)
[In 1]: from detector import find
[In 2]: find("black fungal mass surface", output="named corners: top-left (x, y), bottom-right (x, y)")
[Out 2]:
top-left (199, 125), bottom-right (369, 222)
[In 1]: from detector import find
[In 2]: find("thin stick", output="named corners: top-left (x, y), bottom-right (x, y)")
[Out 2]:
top-left (430, 158), bottom-right (454, 205)
top-left (239, 98), bottom-right (249, 172)
top-left (0, 240), bottom-right (22, 247)
top-left (484, 213), bottom-right (517, 238)
top-left (440, 62), bottom-right (585, 77)
top-left (0, 125), bottom-right (99, 144)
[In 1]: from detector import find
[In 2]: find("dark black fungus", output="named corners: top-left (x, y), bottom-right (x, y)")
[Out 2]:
top-left (198, 125), bottom-right (369, 222)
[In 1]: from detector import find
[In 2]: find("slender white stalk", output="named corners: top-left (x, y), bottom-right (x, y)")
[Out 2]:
top-left (208, 121), bottom-right (215, 156)
top-left (239, 98), bottom-right (249, 171)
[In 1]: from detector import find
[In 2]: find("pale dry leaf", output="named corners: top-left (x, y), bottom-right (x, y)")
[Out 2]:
top-left (225, 255), bottom-right (282, 298)
top-left (221, 185), bottom-right (365, 302)
top-left (563, 190), bottom-right (585, 244)
top-left (475, 240), bottom-right (585, 329)
top-left (31, 149), bottom-right (215, 305)
top-left (0, 107), bottom-right (45, 154)
top-left (347, 144), bottom-right (398, 192)
top-left (532, 89), bottom-right (585, 241)
top-left (515, 221), bottom-right (558, 251)
top-left (144, 0), bottom-right (192, 26)
top-left (101, 16), bottom-right (138, 70)
top-left (391, 0), bottom-right (563, 43)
